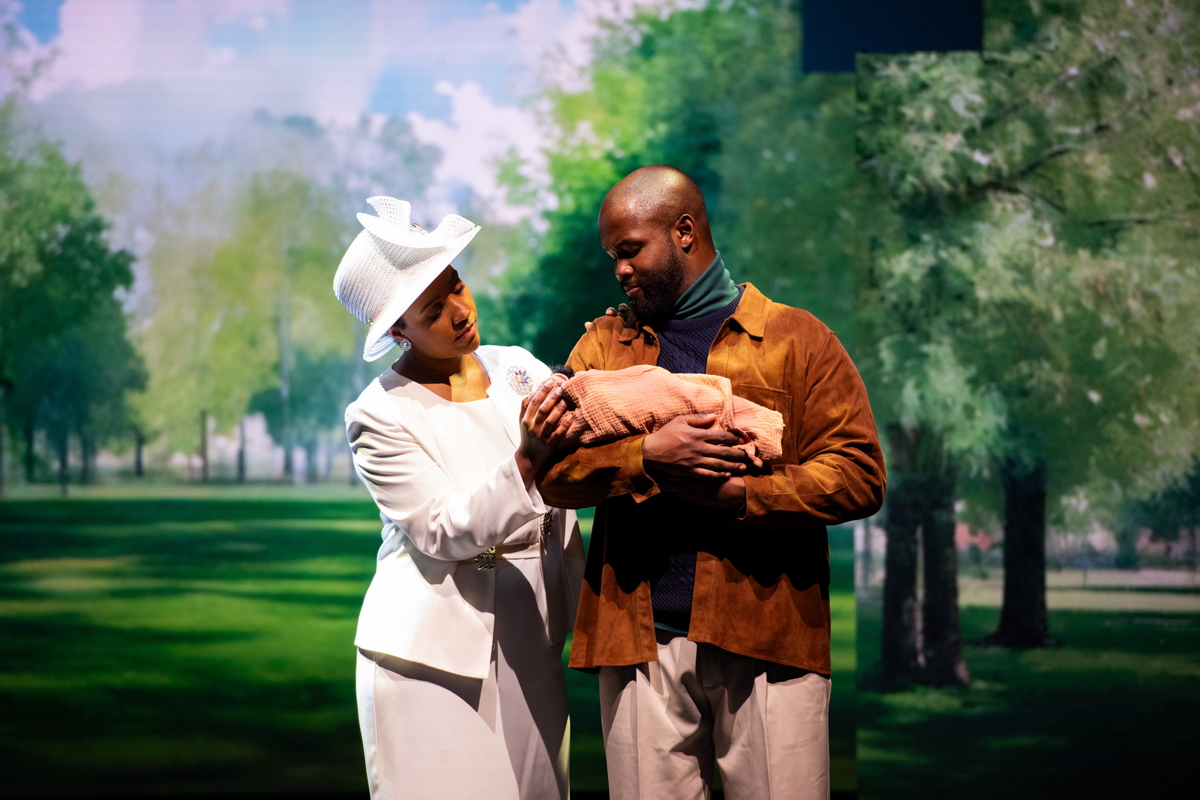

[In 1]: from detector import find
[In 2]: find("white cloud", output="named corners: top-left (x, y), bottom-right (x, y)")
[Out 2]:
top-left (34, 0), bottom-right (374, 129)
top-left (37, 0), bottom-right (148, 92)
top-left (398, 0), bottom-right (688, 223)
top-left (408, 80), bottom-right (549, 225)
top-left (18, 0), bottom-right (678, 230)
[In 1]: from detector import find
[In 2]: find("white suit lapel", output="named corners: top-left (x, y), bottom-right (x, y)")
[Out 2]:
top-left (479, 348), bottom-right (522, 450)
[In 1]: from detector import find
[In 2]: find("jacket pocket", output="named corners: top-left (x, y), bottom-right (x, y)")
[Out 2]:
top-left (734, 384), bottom-right (796, 467)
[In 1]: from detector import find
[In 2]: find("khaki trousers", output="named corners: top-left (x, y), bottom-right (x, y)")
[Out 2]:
top-left (599, 631), bottom-right (831, 800)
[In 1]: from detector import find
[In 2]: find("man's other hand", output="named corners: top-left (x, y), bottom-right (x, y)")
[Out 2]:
top-left (643, 414), bottom-right (750, 480)
top-left (654, 472), bottom-right (747, 509)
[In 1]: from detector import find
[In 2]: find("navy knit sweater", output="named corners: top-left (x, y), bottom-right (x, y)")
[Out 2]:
top-left (649, 285), bottom-right (745, 632)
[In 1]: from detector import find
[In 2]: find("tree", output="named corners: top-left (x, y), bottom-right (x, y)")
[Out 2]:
top-left (0, 100), bottom-right (146, 493)
top-left (131, 112), bottom-right (438, 477)
top-left (249, 349), bottom-right (354, 483)
top-left (1114, 461), bottom-right (1200, 570)
top-left (858, 0), bottom-right (1200, 654)
top-left (498, 0), bottom-right (856, 363)
top-left (134, 171), bottom-right (352, 479)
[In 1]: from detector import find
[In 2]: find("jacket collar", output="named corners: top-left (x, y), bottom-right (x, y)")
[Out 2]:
top-left (618, 323), bottom-right (643, 344)
top-left (381, 346), bottom-right (522, 450)
top-left (728, 282), bottom-right (768, 339)
top-left (620, 281), bottom-right (768, 343)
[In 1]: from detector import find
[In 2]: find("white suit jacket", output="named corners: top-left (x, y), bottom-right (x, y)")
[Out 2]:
top-left (345, 345), bottom-right (585, 679)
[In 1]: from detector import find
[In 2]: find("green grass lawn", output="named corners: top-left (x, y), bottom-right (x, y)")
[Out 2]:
top-left (0, 497), bottom-right (379, 795)
top-left (0, 494), bottom-right (854, 795)
top-left (856, 585), bottom-right (1200, 800)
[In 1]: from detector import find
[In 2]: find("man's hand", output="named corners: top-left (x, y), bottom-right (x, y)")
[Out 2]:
top-left (584, 303), bottom-right (635, 330)
top-left (643, 414), bottom-right (750, 480)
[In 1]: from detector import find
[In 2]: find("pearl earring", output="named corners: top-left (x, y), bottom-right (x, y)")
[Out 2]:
top-left (399, 338), bottom-right (412, 352)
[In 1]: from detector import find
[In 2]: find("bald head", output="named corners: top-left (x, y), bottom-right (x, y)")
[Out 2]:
top-left (600, 165), bottom-right (713, 246)
top-left (598, 166), bottom-right (719, 325)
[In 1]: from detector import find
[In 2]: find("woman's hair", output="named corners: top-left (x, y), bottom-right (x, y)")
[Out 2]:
top-left (551, 364), bottom-right (575, 378)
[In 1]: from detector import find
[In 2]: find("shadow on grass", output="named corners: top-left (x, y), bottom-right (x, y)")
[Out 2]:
top-left (0, 500), bottom-right (378, 796)
top-left (857, 598), bottom-right (1200, 800)
top-left (1, 500), bottom-right (859, 796)
top-left (0, 499), bottom-right (380, 526)
top-left (0, 676), bottom-right (363, 795)
top-left (0, 614), bottom-right (364, 795)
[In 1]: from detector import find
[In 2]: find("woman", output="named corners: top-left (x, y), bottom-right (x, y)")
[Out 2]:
top-left (332, 196), bottom-right (585, 800)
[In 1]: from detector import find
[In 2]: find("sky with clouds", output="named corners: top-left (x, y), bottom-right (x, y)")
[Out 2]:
top-left (4, 0), bottom-right (648, 229)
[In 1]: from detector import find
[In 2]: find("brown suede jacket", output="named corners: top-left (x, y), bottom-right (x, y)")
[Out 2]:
top-left (537, 283), bottom-right (886, 674)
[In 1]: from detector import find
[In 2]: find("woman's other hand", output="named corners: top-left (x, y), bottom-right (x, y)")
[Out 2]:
top-left (515, 378), bottom-right (576, 487)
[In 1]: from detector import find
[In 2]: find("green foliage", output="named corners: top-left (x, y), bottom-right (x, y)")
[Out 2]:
top-left (249, 349), bottom-right (355, 449)
top-left (130, 111), bottom-right (439, 461)
top-left (857, 0), bottom-right (1200, 509)
top-left (501, 0), bottom-right (856, 363)
top-left (0, 100), bottom-right (146, 468)
top-left (134, 171), bottom-right (354, 455)
top-left (1117, 460), bottom-right (1200, 545)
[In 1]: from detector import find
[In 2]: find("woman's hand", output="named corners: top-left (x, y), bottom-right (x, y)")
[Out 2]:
top-left (515, 377), bottom-right (576, 487)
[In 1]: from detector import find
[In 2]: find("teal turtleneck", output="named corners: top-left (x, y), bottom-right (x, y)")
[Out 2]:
top-left (671, 251), bottom-right (740, 320)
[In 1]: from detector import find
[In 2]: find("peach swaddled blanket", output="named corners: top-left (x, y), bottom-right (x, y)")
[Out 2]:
top-left (561, 364), bottom-right (785, 464)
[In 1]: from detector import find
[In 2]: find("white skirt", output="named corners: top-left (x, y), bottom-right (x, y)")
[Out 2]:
top-left (356, 558), bottom-right (570, 800)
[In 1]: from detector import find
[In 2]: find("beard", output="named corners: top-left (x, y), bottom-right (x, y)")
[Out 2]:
top-left (625, 238), bottom-right (684, 326)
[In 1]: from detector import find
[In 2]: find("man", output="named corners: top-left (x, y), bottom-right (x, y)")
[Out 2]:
top-left (537, 166), bottom-right (885, 800)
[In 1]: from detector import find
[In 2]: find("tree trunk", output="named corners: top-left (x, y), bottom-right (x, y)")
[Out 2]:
top-left (80, 435), bottom-right (94, 485)
top-left (882, 478), bottom-right (922, 686)
top-left (279, 245), bottom-right (294, 484)
top-left (305, 440), bottom-right (318, 484)
top-left (24, 419), bottom-right (36, 483)
top-left (134, 426), bottom-right (144, 477)
top-left (921, 463), bottom-right (969, 686)
top-left (57, 432), bottom-right (69, 496)
top-left (858, 520), bottom-right (873, 590)
top-left (881, 425), bottom-right (925, 687)
top-left (199, 410), bottom-right (209, 483)
top-left (281, 403), bottom-right (293, 482)
top-left (1114, 523), bottom-right (1140, 570)
top-left (237, 417), bottom-right (247, 483)
top-left (882, 423), bottom-right (968, 687)
top-left (0, 399), bottom-right (6, 499)
top-left (992, 456), bottom-right (1051, 648)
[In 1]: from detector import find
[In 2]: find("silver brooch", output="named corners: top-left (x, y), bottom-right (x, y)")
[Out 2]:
top-left (474, 547), bottom-right (497, 571)
top-left (506, 366), bottom-right (534, 396)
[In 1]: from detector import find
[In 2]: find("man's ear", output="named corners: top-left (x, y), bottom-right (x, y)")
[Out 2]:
top-left (675, 214), bottom-right (696, 252)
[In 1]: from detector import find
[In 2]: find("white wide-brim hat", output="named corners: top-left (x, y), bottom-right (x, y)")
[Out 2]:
top-left (333, 196), bottom-right (481, 361)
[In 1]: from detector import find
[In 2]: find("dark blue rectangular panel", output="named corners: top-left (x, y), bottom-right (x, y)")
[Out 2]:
top-left (803, 0), bottom-right (983, 72)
